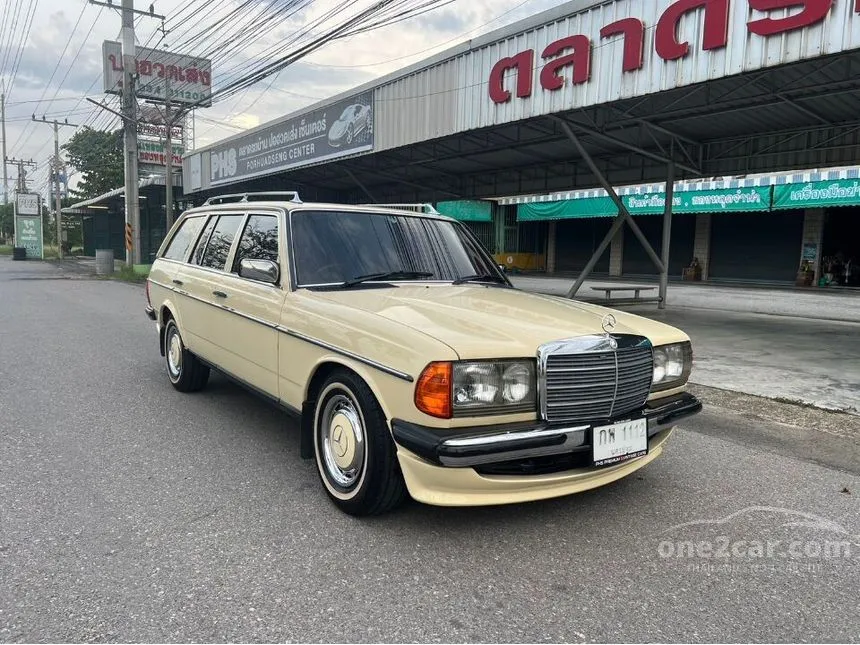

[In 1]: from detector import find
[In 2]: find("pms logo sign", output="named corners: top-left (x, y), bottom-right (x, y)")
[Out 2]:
top-left (211, 148), bottom-right (237, 182)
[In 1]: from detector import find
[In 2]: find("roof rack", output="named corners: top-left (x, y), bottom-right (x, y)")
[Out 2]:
top-left (360, 203), bottom-right (439, 214)
top-left (203, 191), bottom-right (302, 206)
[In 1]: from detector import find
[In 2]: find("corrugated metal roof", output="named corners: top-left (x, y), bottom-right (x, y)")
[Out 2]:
top-left (63, 174), bottom-right (181, 212)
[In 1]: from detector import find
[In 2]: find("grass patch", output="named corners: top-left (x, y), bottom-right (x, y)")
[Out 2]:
top-left (42, 245), bottom-right (60, 259)
top-left (0, 245), bottom-right (11, 256)
top-left (107, 264), bottom-right (149, 283)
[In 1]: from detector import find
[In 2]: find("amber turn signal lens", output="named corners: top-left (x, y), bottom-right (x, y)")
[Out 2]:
top-left (415, 361), bottom-right (452, 419)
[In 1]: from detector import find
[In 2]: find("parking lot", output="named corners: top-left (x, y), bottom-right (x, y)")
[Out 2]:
top-left (1, 257), bottom-right (859, 642)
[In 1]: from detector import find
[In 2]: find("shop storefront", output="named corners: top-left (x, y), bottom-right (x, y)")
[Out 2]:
top-left (621, 215), bottom-right (696, 278)
top-left (822, 207), bottom-right (860, 286)
top-left (556, 218), bottom-right (612, 274)
top-left (708, 210), bottom-right (804, 282)
top-left (512, 183), bottom-right (793, 282)
top-left (771, 177), bottom-right (860, 287)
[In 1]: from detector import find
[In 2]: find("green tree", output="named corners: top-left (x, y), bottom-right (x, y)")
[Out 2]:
top-left (0, 202), bottom-right (12, 243)
top-left (62, 127), bottom-right (124, 200)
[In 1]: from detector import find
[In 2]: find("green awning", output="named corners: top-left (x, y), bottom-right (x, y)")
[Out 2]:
top-left (435, 200), bottom-right (492, 222)
top-left (517, 197), bottom-right (617, 221)
top-left (772, 179), bottom-right (860, 210)
top-left (624, 187), bottom-right (771, 214)
top-left (516, 186), bottom-right (772, 221)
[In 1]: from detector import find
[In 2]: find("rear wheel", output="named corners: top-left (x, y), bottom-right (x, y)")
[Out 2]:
top-left (164, 319), bottom-right (210, 392)
top-left (313, 369), bottom-right (407, 516)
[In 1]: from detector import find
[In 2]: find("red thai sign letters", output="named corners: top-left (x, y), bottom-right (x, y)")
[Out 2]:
top-left (489, 0), bottom-right (836, 103)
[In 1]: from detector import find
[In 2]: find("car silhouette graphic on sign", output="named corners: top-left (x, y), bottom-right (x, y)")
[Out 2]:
top-left (328, 103), bottom-right (372, 148)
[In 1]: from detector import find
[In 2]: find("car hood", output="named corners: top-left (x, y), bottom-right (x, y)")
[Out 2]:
top-left (309, 285), bottom-right (688, 359)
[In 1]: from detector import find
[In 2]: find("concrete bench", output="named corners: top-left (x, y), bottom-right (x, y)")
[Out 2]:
top-left (590, 286), bottom-right (657, 301)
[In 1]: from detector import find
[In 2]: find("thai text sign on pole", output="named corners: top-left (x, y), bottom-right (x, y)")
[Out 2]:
top-left (102, 40), bottom-right (212, 107)
top-left (138, 140), bottom-right (184, 166)
top-left (14, 193), bottom-right (43, 259)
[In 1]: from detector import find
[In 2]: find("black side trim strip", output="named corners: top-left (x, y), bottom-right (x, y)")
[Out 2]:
top-left (153, 280), bottom-right (413, 384)
top-left (197, 358), bottom-right (300, 417)
top-left (280, 328), bottom-right (414, 383)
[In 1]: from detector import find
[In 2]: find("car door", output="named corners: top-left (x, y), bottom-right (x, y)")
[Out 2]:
top-left (217, 210), bottom-right (286, 398)
top-left (172, 211), bottom-right (246, 370)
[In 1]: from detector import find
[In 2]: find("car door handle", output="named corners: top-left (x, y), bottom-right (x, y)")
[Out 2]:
top-left (172, 279), bottom-right (183, 286)
top-left (212, 290), bottom-right (228, 299)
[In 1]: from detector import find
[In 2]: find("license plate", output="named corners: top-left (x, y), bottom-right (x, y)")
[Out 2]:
top-left (592, 418), bottom-right (648, 467)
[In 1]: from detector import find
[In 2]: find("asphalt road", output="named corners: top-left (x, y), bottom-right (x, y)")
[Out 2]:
top-left (1, 257), bottom-right (859, 643)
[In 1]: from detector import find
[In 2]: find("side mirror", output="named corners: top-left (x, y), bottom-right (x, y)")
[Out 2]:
top-left (239, 258), bottom-right (280, 284)
top-left (497, 263), bottom-right (507, 274)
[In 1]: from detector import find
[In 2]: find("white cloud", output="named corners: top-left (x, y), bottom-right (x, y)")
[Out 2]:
top-left (0, 0), bottom-right (567, 198)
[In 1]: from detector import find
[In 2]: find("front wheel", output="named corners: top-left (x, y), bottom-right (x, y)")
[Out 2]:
top-left (313, 370), bottom-right (407, 516)
top-left (164, 319), bottom-right (210, 392)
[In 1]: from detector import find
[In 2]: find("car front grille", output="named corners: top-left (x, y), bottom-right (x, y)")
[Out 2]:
top-left (541, 336), bottom-right (653, 424)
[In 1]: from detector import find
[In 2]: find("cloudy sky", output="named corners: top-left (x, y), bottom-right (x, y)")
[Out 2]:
top-left (0, 0), bottom-right (565, 199)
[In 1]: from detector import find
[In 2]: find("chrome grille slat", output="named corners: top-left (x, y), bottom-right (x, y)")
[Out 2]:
top-left (540, 336), bottom-right (653, 424)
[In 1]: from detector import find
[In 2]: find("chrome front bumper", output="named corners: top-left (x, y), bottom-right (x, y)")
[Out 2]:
top-left (391, 392), bottom-right (701, 468)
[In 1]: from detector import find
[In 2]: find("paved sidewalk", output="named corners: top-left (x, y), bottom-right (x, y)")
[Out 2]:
top-left (511, 275), bottom-right (860, 414)
top-left (511, 275), bottom-right (860, 322)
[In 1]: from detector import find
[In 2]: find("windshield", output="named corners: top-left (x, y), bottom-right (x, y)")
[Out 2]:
top-left (339, 106), bottom-right (354, 120)
top-left (290, 210), bottom-right (503, 287)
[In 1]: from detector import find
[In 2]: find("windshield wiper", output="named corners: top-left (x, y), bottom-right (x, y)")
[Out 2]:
top-left (451, 273), bottom-right (507, 286)
top-left (341, 270), bottom-right (434, 288)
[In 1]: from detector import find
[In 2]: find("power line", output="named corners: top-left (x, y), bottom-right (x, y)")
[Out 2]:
top-left (4, 0), bottom-right (40, 101)
top-left (8, 2), bottom-right (92, 153)
top-left (0, 0), bottom-right (25, 90)
top-left (305, 0), bottom-right (534, 68)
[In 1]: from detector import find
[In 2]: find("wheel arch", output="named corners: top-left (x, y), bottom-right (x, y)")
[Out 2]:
top-left (300, 358), bottom-right (398, 460)
top-left (158, 300), bottom-right (184, 356)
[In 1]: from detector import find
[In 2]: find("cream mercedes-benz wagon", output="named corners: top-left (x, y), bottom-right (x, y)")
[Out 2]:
top-left (145, 192), bottom-right (701, 515)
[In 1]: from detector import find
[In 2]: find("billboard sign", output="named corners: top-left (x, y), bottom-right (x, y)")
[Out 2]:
top-left (15, 193), bottom-right (43, 259)
top-left (15, 192), bottom-right (39, 215)
top-left (209, 91), bottom-right (374, 185)
top-left (103, 40), bottom-right (212, 107)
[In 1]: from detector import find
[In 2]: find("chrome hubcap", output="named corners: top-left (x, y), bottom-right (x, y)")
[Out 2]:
top-left (167, 330), bottom-right (183, 377)
top-left (320, 394), bottom-right (365, 488)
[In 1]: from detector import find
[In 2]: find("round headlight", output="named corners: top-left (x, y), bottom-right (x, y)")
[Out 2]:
top-left (653, 350), bottom-right (667, 384)
top-left (502, 363), bottom-right (531, 403)
top-left (454, 363), bottom-right (498, 405)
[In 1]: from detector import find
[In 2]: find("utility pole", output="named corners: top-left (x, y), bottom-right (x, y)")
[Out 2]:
top-left (31, 116), bottom-right (79, 260)
top-left (6, 157), bottom-right (37, 193)
top-left (90, 0), bottom-right (164, 266)
top-left (121, 0), bottom-right (140, 267)
top-left (165, 79), bottom-right (174, 228)
top-left (144, 87), bottom-right (186, 231)
top-left (2, 93), bottom-right (8, 205)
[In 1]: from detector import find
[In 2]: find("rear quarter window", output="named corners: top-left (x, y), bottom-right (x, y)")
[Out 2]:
top-left (161, 216), bottom-right (204, 261)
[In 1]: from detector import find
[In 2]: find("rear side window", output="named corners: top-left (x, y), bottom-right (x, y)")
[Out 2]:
top-left (192, 216), bottom-right (218, 265)
top-left (233, 214), bottom-right (279, 272)
top-left (161, 216), bottom-right (204, 261)
top-left (200, 214), bottom-right (244, 270)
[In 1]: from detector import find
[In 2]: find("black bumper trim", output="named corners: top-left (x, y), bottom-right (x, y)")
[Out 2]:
top-left (391, 392), bottom-right (701, 468)
top-left (144, 305), bottom-right (157, 321)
